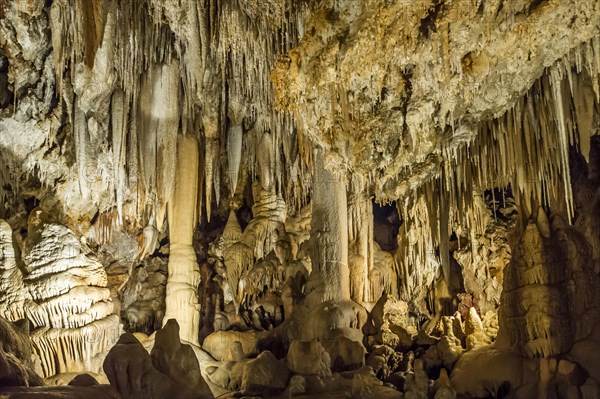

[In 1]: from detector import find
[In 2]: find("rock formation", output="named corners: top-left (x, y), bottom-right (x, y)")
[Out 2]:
top-left (120, 256), bottom-right (167, 335)
top-left (1, 0), bottom-right (600, 398)
top-left (0, 317), bottom-right (43, 387)
top-left (0, 212), bottom-right (119, 378)
top-left (103, 323), bottom-right (212, 399)
top-left (163, 135), bottom-right (201, 345)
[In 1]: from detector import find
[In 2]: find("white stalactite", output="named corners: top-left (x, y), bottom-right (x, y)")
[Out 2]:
top-left (155, 61), bottom-right (180, 206)
top-left (227, 101), bottom-right (245, 197)
top-left (111, 89), bottom-right (127, 223)
top-left (74, 104), bottom-right (90, 197)
top-left (227, 125), bottom-right (243, 196)
top-left (203, 116), bottom-right (219, 223)
top-left (227, 101), bottom-right (246, 197)
top-left (139, 60), bottom-right (180, 207)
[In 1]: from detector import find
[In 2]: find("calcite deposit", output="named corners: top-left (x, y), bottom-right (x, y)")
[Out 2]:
top-left (0, 0), bottom-right (600, 398)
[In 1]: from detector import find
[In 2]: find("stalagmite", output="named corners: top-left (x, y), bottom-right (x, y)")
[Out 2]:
top-left (306, 148), bottom-right (350, 303)
top-left (163, 135), bottom-right (201, 345)
top-left (222, 210), bottom-right (242, 246)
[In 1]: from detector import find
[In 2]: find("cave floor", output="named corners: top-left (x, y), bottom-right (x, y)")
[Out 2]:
top-left (0, 385), bottom-right (119, 398)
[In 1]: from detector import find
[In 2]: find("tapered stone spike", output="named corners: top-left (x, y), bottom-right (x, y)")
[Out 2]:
top-left (203, 114), bottom-right (219, 224)
top-left (111, 89), bottom-right (127, 223)
top-left (227, 124), bottom-right (243, 196)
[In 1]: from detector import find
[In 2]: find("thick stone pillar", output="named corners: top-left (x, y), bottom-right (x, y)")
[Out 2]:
top-left (163, 135), bottom-right (201, 345)
top-left (308, 148), bottom-right (350, 303)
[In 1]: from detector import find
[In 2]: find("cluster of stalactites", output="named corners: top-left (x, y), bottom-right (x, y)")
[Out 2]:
top-left (443, 35), bottom-right (600, 228)
top-left (395, 192), bottom-right (441, 305)
top-left (47, 0), bottom-right (311, 241)
top-left (395, 36), bottom-right (600, 307)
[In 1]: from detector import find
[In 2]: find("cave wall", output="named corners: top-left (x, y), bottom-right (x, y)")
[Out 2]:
top-left (0, 0), bottom-right (599, 398)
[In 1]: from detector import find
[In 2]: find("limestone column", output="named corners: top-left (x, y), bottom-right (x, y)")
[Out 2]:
top-left (347, 173), bottom-right (374, 303)
top-left (163, 135), bottom-right (201, 345)
top-left (308, 148), bottom-right (350, 302)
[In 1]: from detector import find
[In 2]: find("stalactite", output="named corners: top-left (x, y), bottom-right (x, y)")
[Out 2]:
top-left (138, 61), bottom-right (180, 210)
top-left (197, 134), bottom-right (205, 224)
top-left (49, 0), bottom-right (68, 98)
top-left (227, 124), bottom-right (243, 197)
top-left (43, 0), bottom-right (307, 234)
top-left (76, 0), bottom-right (106, 68)
top-left (73, 104), bottom-right (90, 197)
top-left (155, 61), bottom-right (180, 206)
top-left (392, 37), bottom-right (600, 309)
top-left (138, 69), bottom-right (155, 199)
top-left (370, 246), bottom-right (398, 303)
top-left (223, 241), bottom-right (254, 311)
top-left (396, 193), bottom-right (440, 308)
top-left (127, 98), bottom-right (142, 220)
top-left (181, 0), bottom-right (203, 110)
top-left (227, 100), bottom-right (245, 197)
top-left (438, 172), bottom-right (451, 286)
top-left (204, 134), bottom-right (218, 223)
top-left (571, 69), bottom-right (596, 162)
top-left (111, 90), bottom-right (127, 223)
top-left (437, 49), bottom-right (600, 236)
top-left (548, 66), bottom-right (574, 222)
